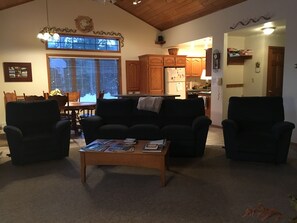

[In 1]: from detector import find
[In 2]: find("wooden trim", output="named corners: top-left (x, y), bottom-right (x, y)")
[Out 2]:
top-left (226, 84), bottom-right (244, 88)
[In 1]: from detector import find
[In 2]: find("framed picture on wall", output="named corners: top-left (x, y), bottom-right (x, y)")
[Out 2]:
top-left (3, 62), bottom-right (32, 82)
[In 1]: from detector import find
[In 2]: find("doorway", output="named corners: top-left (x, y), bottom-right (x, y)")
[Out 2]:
top-left (266, 46), bottom-right (285, 96)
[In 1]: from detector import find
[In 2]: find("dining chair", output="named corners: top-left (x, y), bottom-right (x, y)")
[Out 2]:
top-left (67, 91), bottom-right (80, 102)
top-left (3, 90), bottom-right (17, 105)
top-left (47, 93), bottom-right (70, 120)
top-left (23, 93), bottom-right (45, 101)
top-left (79, 91), bottom-right (103, 120)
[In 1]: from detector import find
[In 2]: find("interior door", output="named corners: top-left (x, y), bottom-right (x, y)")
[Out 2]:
top-left (266, 46), bottom-right (285, 96)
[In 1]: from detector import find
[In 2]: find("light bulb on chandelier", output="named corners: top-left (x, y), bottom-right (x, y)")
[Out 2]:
top-left (133, 0), bottom-right (141, 5)
top-left (37, 0), bottom-right (60, 42)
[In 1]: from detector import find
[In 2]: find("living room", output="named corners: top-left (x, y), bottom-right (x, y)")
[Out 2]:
top-left (1, 0), bottom-right (297, 145)
top-left (1, 0), bottom-right (297, 222)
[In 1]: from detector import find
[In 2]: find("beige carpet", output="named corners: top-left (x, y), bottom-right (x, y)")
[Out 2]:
top-left (1, 128), bottom-right (297, 223)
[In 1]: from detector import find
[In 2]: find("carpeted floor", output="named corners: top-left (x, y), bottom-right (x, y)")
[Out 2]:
top-left (0, 127), bottom-right (297, 223)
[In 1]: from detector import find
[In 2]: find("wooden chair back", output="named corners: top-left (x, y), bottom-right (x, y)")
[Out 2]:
top-left (98, 91), bottom-right (104, 99)
top-left (3, 90), bottom-right (17, 105)
top-left (67, 91), bottom-right (80, 102)
top-left (47, 93), bottom-right (70, 119)
top-left (23, 93), bottom-right (45, 102)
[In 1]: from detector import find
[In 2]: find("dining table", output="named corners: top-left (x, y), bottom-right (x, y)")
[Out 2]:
top-left (63, 102), bottom-right (97, 135)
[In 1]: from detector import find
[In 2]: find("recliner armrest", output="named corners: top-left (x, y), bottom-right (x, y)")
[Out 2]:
top-left (221, 119), bottom-right (238, 136)
top-left (271, 121), bottom-right (295, 139)
top-left (54, 119), bottom-right (71, 135)
top-left (192, 116), bottom-right (212, 130)
top-left (3, 125), bottom-right (23, 140)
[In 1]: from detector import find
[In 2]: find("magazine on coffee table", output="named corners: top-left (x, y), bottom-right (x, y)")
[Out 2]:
top-left (143, 139), bottom-right (166, 153)
top-left (80, 139), bottom-right (135, 152)
top-left (104, 141), bottom-right (135, 152)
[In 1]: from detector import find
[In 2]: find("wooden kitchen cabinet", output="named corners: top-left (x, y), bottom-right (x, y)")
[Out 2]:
top-left (186, 57), bottom-right (205, 77)
top-left (126, 60), bottom-right (140, 93)
top-left (139, 55), bottom-right (164, 94)
top-left (163, 55), bottom-right (186, 67)
top-left (175, 56), bottom-right (186, 66)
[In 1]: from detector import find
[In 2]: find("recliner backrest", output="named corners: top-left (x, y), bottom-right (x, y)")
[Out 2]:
top-left (228, 96), bottom-right (284, 130)
top-left (5, 100), bottom-right (61, 136)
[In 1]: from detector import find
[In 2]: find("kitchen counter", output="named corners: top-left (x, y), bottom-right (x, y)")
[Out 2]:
top-left (187, 89), bottom-right (211, 95)
top-left (113, 94), bottom-right (180, 99)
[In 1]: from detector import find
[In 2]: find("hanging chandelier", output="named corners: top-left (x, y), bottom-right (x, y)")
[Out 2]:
top-left (37, 0), bottom-right (60, 41)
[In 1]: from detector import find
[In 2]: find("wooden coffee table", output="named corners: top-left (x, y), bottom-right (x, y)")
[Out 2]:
top-left (79, 140), bottom-right (170, 186)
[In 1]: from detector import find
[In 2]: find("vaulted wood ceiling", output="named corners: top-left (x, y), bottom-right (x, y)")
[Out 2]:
top-left (0, 0), bottom-right (246, 31)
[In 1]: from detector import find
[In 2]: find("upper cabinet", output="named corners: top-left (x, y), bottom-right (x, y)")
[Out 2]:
top-left (186, 57), bottom-right (205, 77)
top-left (163, 55), bottom-right (186, 67)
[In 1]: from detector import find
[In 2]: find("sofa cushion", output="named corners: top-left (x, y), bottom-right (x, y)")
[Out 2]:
top-left (161, 125), bottom-right (194, 140)
top-left (128, 124), bottom-right (162, 139)
top-left (97, 124), bottom-right (129, 139)
top-left (96, 99), bottom-right (133, 126)
top-left (159, 98), bottom-right (205, 126)
top-left (130, 99), bottom-right (160, 126)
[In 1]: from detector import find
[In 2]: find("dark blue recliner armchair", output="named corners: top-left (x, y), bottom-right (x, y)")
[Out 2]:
top-left (4, 100), bottom-right (71, 165)
top-left (222, 96), bottom-right (295, 163)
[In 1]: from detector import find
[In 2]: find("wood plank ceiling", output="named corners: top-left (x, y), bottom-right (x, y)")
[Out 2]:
top-left (0, 0), bottom-right (246, 31)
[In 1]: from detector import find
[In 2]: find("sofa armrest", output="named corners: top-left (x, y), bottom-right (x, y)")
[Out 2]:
top-left (80, 115), bottom-right (104, 144)
top-left (272, 121), bottom-right (295, 139)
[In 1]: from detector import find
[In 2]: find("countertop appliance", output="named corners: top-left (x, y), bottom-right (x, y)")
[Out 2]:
top-left (164, 67), bottom-right (186, 99)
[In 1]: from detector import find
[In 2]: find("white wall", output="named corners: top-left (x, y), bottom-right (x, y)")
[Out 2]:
top-left (0, 0), bottom-right (162, 128)
top-left (162, 0), bottom-right (297, 143)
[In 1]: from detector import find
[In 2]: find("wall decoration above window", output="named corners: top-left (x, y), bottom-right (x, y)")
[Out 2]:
top-left (75, 16), bottom-right (94, 33)
top-left (3, 62), bottom-right (32, 82)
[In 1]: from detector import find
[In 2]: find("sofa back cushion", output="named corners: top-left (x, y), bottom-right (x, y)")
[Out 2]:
top-left (228, 96), bottom-right (284, 130)
top-left (131, 99), bottom-right (159, 126)
top-left (159, 98), bottom-right (205, 126)
top-left (6, 100), bottom-right (61, 136)
top-left (96, 99), bottom-right (133, 126)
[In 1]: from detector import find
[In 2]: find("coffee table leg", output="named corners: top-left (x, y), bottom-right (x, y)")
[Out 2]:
top-left (80, 152), bottom-right (86, 183)
top-left (160, 158), bottom-right (166, 187)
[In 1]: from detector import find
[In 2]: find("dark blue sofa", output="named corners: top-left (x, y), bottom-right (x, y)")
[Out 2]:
top-left (80, 98), bottom-right (212, 157)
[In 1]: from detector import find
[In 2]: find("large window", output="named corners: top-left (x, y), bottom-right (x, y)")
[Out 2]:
top-left (47, 55), bottom-right (121, 102)
top-left (47, 34), bottom-right (121, 52)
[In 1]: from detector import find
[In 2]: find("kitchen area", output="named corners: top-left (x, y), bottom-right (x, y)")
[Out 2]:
top-left (125, 42), bottom-right (212, 117)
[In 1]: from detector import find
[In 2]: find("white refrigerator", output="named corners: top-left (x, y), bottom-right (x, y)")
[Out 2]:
top-left (164, 67), bottom-right (186, 99)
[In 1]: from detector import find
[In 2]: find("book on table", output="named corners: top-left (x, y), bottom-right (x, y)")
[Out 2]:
top-left (80, 139), bottom-right (135, 152)
top-left (143, 139), bottom-right (166, 153)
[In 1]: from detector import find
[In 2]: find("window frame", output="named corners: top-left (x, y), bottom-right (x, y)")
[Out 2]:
top-left (46, 53), bottom-right (122, 98)
top-left (46, 34), bottom-right (122, 53)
